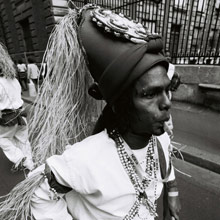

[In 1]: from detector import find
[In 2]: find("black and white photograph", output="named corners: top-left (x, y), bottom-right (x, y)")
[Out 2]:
top-left (0, 0), bottom-right (219, 219)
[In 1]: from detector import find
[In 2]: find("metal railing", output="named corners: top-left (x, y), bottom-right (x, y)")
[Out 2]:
top-left (73, 0), bottom-right (220, 65)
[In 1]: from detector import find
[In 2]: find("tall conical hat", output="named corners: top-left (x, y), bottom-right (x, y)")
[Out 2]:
top-left (78, 6), bottom-right (169, 105)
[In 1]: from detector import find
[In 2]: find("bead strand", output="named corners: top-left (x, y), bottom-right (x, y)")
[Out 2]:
top-left (42, 172), bottom-right (61, 201)
top-left (109, 129), bottom-right (159, 219)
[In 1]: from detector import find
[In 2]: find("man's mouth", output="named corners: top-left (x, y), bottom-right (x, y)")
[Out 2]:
top-left (158, 116), bottom-right (170, 123)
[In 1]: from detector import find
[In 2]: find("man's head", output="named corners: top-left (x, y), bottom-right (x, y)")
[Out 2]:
top-left (77, 5), bottom-right (175, 136)
top-left (129, 64), bottom-right (171, 136)
top-left (112, 64), bottom-right (171, 136)
top-left (78, 6), bottom-right (169, 105)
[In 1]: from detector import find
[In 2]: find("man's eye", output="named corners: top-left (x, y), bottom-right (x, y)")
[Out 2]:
top-left (143, 92), bottom-right (155, 99)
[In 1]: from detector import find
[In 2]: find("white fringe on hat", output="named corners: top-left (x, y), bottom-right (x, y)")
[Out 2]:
top-left (29, 8), bottom-right (96, 167)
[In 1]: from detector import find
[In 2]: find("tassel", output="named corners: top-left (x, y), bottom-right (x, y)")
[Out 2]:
top-left (28, 8), bottom-right (97, 166)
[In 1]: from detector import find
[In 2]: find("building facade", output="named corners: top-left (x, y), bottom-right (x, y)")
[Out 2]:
top-left (0, 0), bottom-right (219, 65)
top-left (0, 0), bottom-right (69, 63)
top-left (74, 0), bottom-right (220, 65)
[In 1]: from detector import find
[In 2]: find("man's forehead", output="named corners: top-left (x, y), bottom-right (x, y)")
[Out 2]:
top-left (134, 66), bottom-right (170, 89)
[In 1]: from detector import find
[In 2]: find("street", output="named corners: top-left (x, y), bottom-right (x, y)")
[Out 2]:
top-left (173, 159), bottom-right (220, 220)
top-left (155, 158), bottom-right (220, 220)
top-left (171, 101), bottom-right (220, 156)
top-left (0, 149), bottom-right (25, 197)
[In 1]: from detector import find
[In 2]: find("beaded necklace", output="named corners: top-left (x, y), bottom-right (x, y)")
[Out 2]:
top-left (109, 129), bottom-right (159, 220)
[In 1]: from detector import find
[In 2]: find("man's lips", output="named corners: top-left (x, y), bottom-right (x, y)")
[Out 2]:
top-left (158, 116), bottom-right (170, 123)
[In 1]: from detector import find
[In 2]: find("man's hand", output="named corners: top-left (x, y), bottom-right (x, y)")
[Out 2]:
top-left (168, 195), bottom-right (181, 220)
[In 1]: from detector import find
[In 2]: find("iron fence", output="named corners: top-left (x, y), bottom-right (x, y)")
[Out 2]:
top-left (72, 0), bottom-right (220, 65)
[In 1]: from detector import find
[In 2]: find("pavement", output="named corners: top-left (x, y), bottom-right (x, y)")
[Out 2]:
top-left (171, 101), bottom-right (220, 174)
top-left (22, 91), bottom-right (220, 175)
top-left (22, 90), bottom-right (36, 105)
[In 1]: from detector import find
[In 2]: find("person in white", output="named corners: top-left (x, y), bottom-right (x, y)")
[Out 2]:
top-left (0, 43), bottom-right (34, 171)
top-left (30, 6), bottom-right (181, 220)
top-left (27, 58), bottom-right (40, 92)
top-left (164, 63), bottom-right (181, 139)
top-left (17, 60), bottom-right (28, 91)
top-left (0, 6), bottom-right (181, 220)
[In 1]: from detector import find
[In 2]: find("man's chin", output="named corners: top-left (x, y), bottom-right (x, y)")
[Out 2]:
top-left (152, 127), bottom-right (165, 136)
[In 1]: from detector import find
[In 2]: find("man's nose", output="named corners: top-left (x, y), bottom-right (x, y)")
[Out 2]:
top-left (159, 91), bottom-right (172, 111)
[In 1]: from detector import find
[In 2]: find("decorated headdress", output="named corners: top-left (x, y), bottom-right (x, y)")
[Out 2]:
top-left (79, 6), bottom-right (169, 105)
top-left (27, 3), bottom-right (172, 166)
top-left (0, 4), bottom-right (177, 220)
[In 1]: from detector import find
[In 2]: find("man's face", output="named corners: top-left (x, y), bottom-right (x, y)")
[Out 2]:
top-left (129, 65), bottom-right (171, 136)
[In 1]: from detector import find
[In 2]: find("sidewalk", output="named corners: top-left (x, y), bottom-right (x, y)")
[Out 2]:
top-left (21, 92), bottom-right (220, 175)
top-left (22, 90), bottom-right (36, 105)
top-left (171, 101), bottom-right (220, 174)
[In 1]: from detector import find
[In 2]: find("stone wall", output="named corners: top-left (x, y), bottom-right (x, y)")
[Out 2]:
top-left (172, 65), bottom-right (220, 111)
top-left (0, 0), bottom-right (55, 62)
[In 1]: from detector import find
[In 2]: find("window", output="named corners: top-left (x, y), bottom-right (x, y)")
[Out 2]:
top-left (19, 19), bottom-right (33, 52)
top-left (169, 24), bottom-right (181, 55)
top-left (208, 29), bottom-right (220, 52)
top-left (144, 20), bottom-right (156, 33)
top-left (216, 0), bottom-right (220, 8)
top-left (174, 0), bottom-right (186, 7)
top-left (192, 27), bottom-right (202, 47)
top-left (197, 0), bottom-right (206, 12)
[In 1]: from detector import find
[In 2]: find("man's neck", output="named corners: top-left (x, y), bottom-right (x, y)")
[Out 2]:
top-left (121, 131), bottom-right (151, 150)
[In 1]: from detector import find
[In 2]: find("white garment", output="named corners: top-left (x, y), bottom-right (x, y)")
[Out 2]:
top-left (27, 63), bottom-right (40, 79)
top-left (0, 119), bottom-right (33, 167)
top-left (40, 63), bottom-right (47, 77)
top-left (31, 130), bottom-right (175, 220)
top-left (17, 63), bottom-right (27, 72)
top-left (0, 77), bottom-right (23, 110)
top-left (167, 63), bottom-right (175, 80)
top-left (0, 77), bottom-right (33, 169)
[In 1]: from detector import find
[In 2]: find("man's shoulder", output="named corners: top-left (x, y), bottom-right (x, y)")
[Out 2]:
top-left (62, 130), bottom-right (116, 169)
top-left (65, 130), bottom-right (114, 156)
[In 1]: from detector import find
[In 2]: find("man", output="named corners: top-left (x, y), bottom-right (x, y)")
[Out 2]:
top-left (17, 59), bottom-right (28, 91)
top-left (0, 5), bottom-right (180, 220)
top-left (0, 43), bottom-right (34, 172)
top-left (27, 58), bottom-right (40, 92)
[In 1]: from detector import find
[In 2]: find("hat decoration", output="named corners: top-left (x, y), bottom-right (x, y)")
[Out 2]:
top-left (91, 7), bottom-right (156, 44)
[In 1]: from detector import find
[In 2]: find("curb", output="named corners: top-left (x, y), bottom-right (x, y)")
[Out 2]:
top-left (172, 141), bottom-right (220, 175)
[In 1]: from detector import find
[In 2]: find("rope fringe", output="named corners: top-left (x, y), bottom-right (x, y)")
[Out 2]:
top-left (171, 143), bottom-right (192, 178)
top-left (28, 9), bottom-right (95, 166)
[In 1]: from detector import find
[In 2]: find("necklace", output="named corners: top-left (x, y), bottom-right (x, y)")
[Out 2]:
top-left (109, 129), bottom-right (159, 220)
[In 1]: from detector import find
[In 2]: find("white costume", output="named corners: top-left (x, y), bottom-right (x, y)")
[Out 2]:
top-left (31, 130), bottom-right (175, 220)
top-left (0, 77), bottom-right (33, 170)
top-left (17, 63), bottom-right (27, 73)
top-left (27, 63), bottom-right (39, 80)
